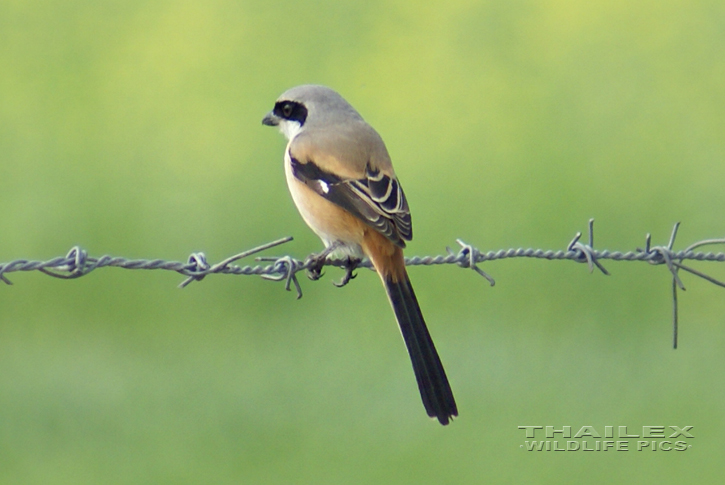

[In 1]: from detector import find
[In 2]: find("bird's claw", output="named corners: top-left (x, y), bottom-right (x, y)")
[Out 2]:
top-left (304, 253), bottom-right (327, 281)
top-left (332, 256), bottom-right (361, 287)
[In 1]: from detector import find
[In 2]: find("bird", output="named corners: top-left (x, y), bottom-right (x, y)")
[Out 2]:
top-left (262, 85), bottom-right (457, 425)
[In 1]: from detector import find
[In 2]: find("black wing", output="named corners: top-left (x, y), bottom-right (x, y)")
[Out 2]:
top-left (290, 156), bottom-right (412, 247)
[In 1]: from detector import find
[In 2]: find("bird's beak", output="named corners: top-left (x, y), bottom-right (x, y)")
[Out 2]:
top-left (262, 111), bottom-right (280, 126)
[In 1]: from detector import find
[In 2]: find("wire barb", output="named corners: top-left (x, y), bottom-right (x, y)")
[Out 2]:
top-left (452, 239), bottom-right (495, 286)
top-left (178, 252), bottom-right (210, 288)
top-left (633, 222), bottom-right (725, 349)
top-left (637, 223), bottom-right (684, 348)
top-left (643, 222), bottom-right (686, 289)
top-left (260, 255), bottom-right (303, 299)
top-left (567, 219), bottom-right (610, 275)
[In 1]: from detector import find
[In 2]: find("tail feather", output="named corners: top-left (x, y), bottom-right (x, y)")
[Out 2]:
top-left (384, 273), bottom-right (458, 425)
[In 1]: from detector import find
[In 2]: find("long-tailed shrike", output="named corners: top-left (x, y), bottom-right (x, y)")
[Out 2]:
top-left (262, 85), bottom-right (457, 425)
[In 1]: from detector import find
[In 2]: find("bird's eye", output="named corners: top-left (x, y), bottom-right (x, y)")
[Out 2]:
top-left (282, 103), bottom-right (293, 118)
top-left (274, 100), bottom-right (308, 125)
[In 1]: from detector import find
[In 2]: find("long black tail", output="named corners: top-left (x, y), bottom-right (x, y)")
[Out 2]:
top-left (384, 273), bottom-right (457, 425)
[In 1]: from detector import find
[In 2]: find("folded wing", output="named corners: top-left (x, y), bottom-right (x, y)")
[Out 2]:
top-left (290, 156), bottom-right (412, 248)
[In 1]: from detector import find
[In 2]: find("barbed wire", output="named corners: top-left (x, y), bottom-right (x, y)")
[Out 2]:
top-left (1, 220), bottom-right (723, 348)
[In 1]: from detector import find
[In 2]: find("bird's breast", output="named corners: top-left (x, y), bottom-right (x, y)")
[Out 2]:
top-left (284, 148), bottom-right (365, 257)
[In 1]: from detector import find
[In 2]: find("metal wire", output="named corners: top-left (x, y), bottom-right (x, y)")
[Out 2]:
top-left (2, 220), bottom-right (723, 348)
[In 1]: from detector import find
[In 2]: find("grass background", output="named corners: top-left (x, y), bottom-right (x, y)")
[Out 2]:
top-left (1, 1), bottom-right (724, 483)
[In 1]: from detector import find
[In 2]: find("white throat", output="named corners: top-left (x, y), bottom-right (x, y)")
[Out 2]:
top-left (279, 120), bottom-right (303, 141)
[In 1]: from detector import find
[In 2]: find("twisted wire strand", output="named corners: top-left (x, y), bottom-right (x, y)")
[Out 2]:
top-left (2, 220), bottom-right (723, 348)
top-left (2, 221), bottom-right (723, 286)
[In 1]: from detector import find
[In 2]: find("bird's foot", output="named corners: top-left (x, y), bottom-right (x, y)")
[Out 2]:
top-left (304, 252), bottom-right (328, 281)
top-left (332, 256), bottom-right (361, 288)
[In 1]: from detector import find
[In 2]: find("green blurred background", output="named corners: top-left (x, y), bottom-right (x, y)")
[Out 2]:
top-left (1, 1), bottom-right (724, 483)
